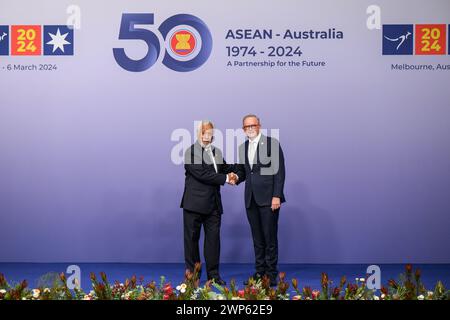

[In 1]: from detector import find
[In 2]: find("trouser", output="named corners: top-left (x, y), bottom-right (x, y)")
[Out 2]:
top-left (183, 209), bottom-right (221, 279)
top-left (246, 194), bottom-right (279, 279)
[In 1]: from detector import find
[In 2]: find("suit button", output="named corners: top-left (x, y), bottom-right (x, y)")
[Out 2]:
top-left (251, 172), bottom-right (253, 174)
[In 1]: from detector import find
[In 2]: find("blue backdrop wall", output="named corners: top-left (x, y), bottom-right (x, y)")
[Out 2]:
top-left (0, 0), bottom-right (449, 263)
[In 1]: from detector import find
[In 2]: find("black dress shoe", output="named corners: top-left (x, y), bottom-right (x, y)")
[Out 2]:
top-left (243, 272), bottom-right (264, 285)
top-left (210, 278), bottom-right (227, 286)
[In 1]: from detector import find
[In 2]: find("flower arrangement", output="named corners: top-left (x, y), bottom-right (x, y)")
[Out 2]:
top-left (0, 264), bottom-right (448, 300)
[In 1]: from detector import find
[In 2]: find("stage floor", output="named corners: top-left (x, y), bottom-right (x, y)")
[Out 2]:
top-left (1, 263), bottom-right (449, 292)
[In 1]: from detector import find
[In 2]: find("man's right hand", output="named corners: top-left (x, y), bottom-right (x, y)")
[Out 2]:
top-left (227, 172), bottom-right (239, 185)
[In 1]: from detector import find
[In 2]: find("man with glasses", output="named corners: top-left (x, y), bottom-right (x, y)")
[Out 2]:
top-left (235, 114), bottom-right (286, 287)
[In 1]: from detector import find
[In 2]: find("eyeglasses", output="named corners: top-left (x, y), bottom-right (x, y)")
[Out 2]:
top-left (243, 124), bottom-right (259, 131)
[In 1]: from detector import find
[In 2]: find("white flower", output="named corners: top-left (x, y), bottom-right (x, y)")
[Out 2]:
top-left (44, 288), bottom-right (50, 293)
top-left (418, 295), bottom-right (424, 300)
top-left (381, 293), bottom-right (386, 299)
top-left (177, 283), bottom-right (187, 291)
top-left (22, 297), bottom-right (28, 300)
top-left (217, 294), bottom-right (225, 300)
top-left (0, 289), bottom-right (6, 294)
top-left (427, 291), bottom-right (433, 297)
top-left (32, 289), bottom-right (40, 299)
top-left (359, 278), bottom-right (366, 282)
top-left (373, 295), bottom-right (379, 300)
top-left (83, 295), bottom-right (91, 300)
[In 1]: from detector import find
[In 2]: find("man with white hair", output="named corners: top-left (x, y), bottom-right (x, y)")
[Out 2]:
top-left (180, 120), bottom-right (238, 285)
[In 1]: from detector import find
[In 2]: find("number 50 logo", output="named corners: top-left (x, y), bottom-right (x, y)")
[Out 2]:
top-left (113, 13), bottom-right (212, 72)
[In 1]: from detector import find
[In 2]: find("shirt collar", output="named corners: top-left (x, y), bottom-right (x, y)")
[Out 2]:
top-left (200, 141), bottom-right (212, 151)
top-left (249, 132), bottom-right (262, 144)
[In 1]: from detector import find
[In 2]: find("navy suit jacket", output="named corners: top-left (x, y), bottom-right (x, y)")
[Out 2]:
top-left (236, 135), bottom-right (286, 208)
top-left (180, 141), bottom-right (235, 214)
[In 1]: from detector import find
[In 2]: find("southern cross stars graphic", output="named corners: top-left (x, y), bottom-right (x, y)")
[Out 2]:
top-left (44, 25), bottom-right (74, 56)
top-left (47, 28), bottom-right (70, 52)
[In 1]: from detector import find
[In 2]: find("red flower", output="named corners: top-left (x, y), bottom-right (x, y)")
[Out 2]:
top-left (303, 286), bottom-right (312, 298)
top-left (415, 269), bottom-right (421, 281)
top-left (185, 269), bottom-right (193, 281)
top-left (347, 283), bottom-right (357, 294)
top-left (380, 286), bottom-right (388, 295)
top-left (0, 273), bottom-right (6, 287)
top-left (194, 262), bottom-right (202, 274)
top-left (163, 284), bottom-right (173, 295)
top-left (131, 275), bottom-right (137, 288)
top-left (321, 273), bottom-right (329, 288)
top-left (238, 290), bottom-right (245, 298)
top-left (340, 276), bottom-right (346, 287)
top-left (20, 280), bottom-right (28, 290)
top-left (146, 281), bottom-right (156, 290)
top-left (388, 279), bottom-right (398, 289)
top-left (100, 272), bottom-right (108, 283)
top-left (312, 290), bottom-right (320, 300)
top-left (59, 272), bottom-right (67, 283)
top-left (332, 287), bottom-right (341, 297)
top-left (292, 278), bottom-right (298, 290)
top-left (405, 264), bottom-right (412, 274)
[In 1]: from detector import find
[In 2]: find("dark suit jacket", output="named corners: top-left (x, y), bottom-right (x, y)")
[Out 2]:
top-left (180, 141), bottom-right (235, 214)
top-left (235, 135), bottom-right (286, 208)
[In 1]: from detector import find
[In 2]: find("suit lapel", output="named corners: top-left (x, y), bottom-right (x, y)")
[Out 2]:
top-left (245, 140), bottom-right (250, 169)
top-left (199, 143), bottom-right (212, 168)
top-left (212, 147), bottom-right (219, 172)
top-left (257, 135), bottom-right (267, 165)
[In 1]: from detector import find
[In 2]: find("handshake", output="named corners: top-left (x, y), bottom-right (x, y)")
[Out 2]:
top-left (226, 172), bottom-right (239, 185)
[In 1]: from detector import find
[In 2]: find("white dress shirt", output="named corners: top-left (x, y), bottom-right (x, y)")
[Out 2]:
top-left (203, 143), bottom-right (230, 183)
top-left (204, 145), bottom-right (218, 173)
top-left (248, 132), bottom-right (261, 168)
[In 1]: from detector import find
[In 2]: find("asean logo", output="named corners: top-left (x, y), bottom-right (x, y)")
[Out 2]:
top-left (169, 28), bottom-right (199, 58)
top-left (113, 14), bottom-right (212, 72)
